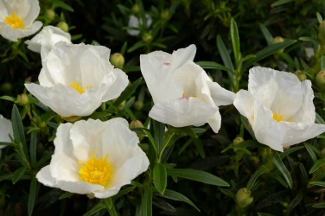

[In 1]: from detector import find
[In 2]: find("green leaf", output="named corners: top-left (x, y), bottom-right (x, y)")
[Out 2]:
top-left (312, 202), bottom-right (325, 208)
top-left (193, 138), bottom-right (205, 158)
top-left (59, 192), bottom-right (73, 200)
top-left (102, 197), bottom-right (113, 210)
top-left (11, 105), bottom-right (27, 153)
top-left (53, 0), bottom-right (74, 12)
top-left (12, 167), bottom-right (27, 184)
top-left (272, 152), bottom-right (293, 189)
top-left (143, 130), bottom-right (158, 154)
top-left (28, 177), bottom-right (37, 216)
top-left (181, 126), bottom-right (198, 138)
top-left (195, 61), bottom-right (235, 74)
top-left (153, 163), bottom-right (167, 194)
top-left (316, 113), bottom-right (325, 124)
top-left (280, 146), bottom-right (304, 159)
top-left (168, 168), bottom-right (229, 187)
top-left (127, 41), bottom-right (146, 53)
top-left (257, 213), bottom-right (276, 216)
top-left (219, 188), bottom-right (236, 201)
top-left (153, 120), bottom-right (165, 153)
top-left (242, 40), bottom-right (296, 71)
top-left (161, 189), bottom-right (200, 212)
top-left (287, 192), bottom-right (303, 213)
top-left (309, 159), bottom-right (325, 174)
top-left (321, 55), bottom-right (325, 71)
top-left (216, 35), bottom-right (234, 70)
top-left (304, 143), bottom-right (318, 162)
top-left (308, 181), bottom-right (325, 188)
top-left (230, 18), bottom-right (240, 67)
top-left (138, 187), bottom-right (152, 216)
top-left (271, 0), bottom-right (294, 7)
top-left (113, 77), bottom-right (142, 107)
top-left (30, 131), bottom-right (37, 168)
top-left (259, 24), bottom-right (273, 46)
top-left (83, 202), bottom-right (105, 216)
top-left (246, 165), bottom-right (270, 191)
top-left (0, 95), bottom-right (16, 102)
top-left (299, 37), bottom-right (319, 43)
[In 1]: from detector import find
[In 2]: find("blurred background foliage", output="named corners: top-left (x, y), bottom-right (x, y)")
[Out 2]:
top-left (2, 0), bottom-right (325, 215)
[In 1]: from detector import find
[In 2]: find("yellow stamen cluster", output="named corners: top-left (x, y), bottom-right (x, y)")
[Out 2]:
top-left (78, 151), bottom-right (114, 187)
top-left (273, 112), bottom-right (283, 122)
top-left (4, 12), bottom-right (25, 29)
top-left (70, 81), bottom-right (92, 94)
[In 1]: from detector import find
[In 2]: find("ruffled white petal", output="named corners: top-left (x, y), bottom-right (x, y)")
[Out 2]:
top-left (0, 115), bottom-right (13, 147)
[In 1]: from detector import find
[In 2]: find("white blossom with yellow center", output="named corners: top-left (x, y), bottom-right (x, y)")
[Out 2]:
top-left (24, 43), bottom-right (128, 117)
top-left (140, 44), bottom-right (235, 133)
top-left (0, 0), bottom-right (42, 42)
top-left (36, 118), bottom-right (149, 198)
top-left (233, 66), bottom-right (325, 152)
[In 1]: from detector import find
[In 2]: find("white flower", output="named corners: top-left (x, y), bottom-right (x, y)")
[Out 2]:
top-left (25, 25), bottom-right (71, 53)
top-left (36, 118), bottom-right (149, 198)
top-left (0, 115), bottom-right (13, 149)
top-left (140, 44), bottom-right (235, 133)
top-left (0, 0), bottom-right (42, 42)
top-left (233, 66), bottom-right (325, 152)
top-left (25, 42), bottom-right (129, 117)
top-left (127, 14), bottom-right (152, 36)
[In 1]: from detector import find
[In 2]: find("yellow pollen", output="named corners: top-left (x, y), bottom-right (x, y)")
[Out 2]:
top-left (78, 151), bottom-right (114, 187)
top-left (70, 81), bottom-right (92, 94)
top-left (4, 12), bottom-right (25, 29)
top-left (273, 112), bottom-right (283, 122)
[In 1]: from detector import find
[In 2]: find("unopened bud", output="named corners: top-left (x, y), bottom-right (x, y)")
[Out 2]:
top-left (272, 36), bottom-right (284, 55)
top-left (39, 122), bottom-right (46, 128)
top-left (57, 21), bottom-right (69, 32)
top-left (133, 100), bottom-right (144, 111)
top-left (15, 94), bottom-right (29, 106)
top-left (1, 82), bottom-right (12, 92)
top-left (131, 4), bottom-right (140, 14)
top-left (236, 188), bottom-right (253, 208)
top-left (45, 9), bottom-right (56, 21)
top-left (233, 136), bottom-right (244, 145)
top-left (316, 71), bottom-right (325, 90)
top-left (87, 193), bottom-right (95, 199)
top-left (110, 53), bottom-right (125, 69)
top-left (294, 70), bottom-right (307, 81)
top-left (161, 10), bottom-right (170, 21)
top-left (142, 33), bottom-right (152, 43)
top-left (130, 120), bottom-right (145, 141)
top-left (118, 100), bottom-right (126, 111)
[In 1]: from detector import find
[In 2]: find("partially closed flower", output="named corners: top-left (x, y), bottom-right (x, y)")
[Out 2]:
top-left (0, 115), bottom-right (13, 149)
top-left (36, 118), bottom-right (149, 198)
top-left (127, 14), bottom-right (152, 36)
top-left (140, 44), bottom-right (235, 133)
top-left (233, 66), bottom-right (325, 152)
top-left (25, 42), bottom-right (128, 117)
top-left (0, 0), bottom-right (42, 42)
top-left (25, 25), bottom-right (71, 53)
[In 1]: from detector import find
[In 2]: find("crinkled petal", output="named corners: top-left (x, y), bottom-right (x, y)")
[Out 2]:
top-left (207, 81), bottom-right (235, 106)
top-left (207, 111), bottom-right (222, 133)
top-left (233, 90), bottom-right (255, 125)
top-left (149, 97), bottom-right (218, 128)
top-left (0, 115), bottom-right (13, 146)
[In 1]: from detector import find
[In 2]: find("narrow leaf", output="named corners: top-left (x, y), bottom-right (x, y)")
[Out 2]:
top-left (216, 35), bottom-right (234, 70)
top-left (83, 203), bottom-right (105, 216)
top-left (287, 192), bottom-right (303, 213)
top-left (246, 165), bottom-right (270, 191)
top-left (168, 168), bottom-right (229, 187)
top-left (230, 18), bottom-right (240, 67)
top-left (11, 105), bottom-right (27, 155)
top-left (195, 61), bottom-right (235, 74)
top-left (162, 189), bottom-right (200, 212)
top-left (113, 78), bottom-right (142, 107)
top-left (309, 159), bottom-right (325, 174)
top-left (138, 187), bottom-right (152, 216)
top-left (272, 152), bottom-right (293, 189)
top-left (30, 131), bottom-right (37, 168)
top-left (153, 163), bottom-right (167, 194)
top-left (259, 24), bottom-right (273, 46)
top-left (28, 177), bottom-right (37, 216)
top-left (304, 143), bottom-right (318, 162)
top-left (59, 192), bottom-right (73, 200)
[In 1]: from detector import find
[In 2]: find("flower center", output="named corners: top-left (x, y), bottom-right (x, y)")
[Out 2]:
top-left (70, 81), bottom-right (92, 94)
top-left (78, 151), bottom-right (114, 187)
top-left (4, 12), bottom-right (25, 29)
top-left (273, 112), bottom-right (283, 122)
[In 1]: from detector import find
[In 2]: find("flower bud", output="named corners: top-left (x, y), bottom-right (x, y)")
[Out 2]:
top-left (15, 94), bottom-right (29, 106)
top-left (161, 10), bottom-right (170, 21)
top-left (131, 4), bottom-right (139, 14)
top-left (129, 120), bottom-right (145, 141)
top-left (1, 82), bottom-right (12, 92)
top-left (39, 122), bottom-right (46, 128)
top-left (57, 21), bottom-right (69, 32)
top-left (110, 53), bottom-right (125, 69)
top-left (272, 36), bottom-right (284, 55)
top-left (236, 188), bottom-right (253, 208)
top-left (45, 9), bottom-right (56, 21)
top-left (133, 100), bottom-right (144, 111)
top-left (294, 70), bottom-right (307, 81)
top-left (316, 71), bottom-right (325, 90)
top-left (142, 33), bottom-right (152, 43)
top-left (233, 136), bottom-right (244, 145)
top-left (118, 100), bottom-right (126, 111)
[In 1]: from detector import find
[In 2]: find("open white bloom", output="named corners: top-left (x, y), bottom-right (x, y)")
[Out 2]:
top-left (0, 115), bottom-right (13, 149)
top-left (234, 66), bottom-right (325, 152)
top-left (140, 44), bottom-right (235, 133)
top-left (127, 14), bottom-right (152, 36)
top-left (25, 26), bottom-right (71, 53)
top-left (25, 42), bottom-right (128, 117)
top-left (36, 118), bottom-right (149, 198)
top-left (0, 0), bottom-right (42, 42)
